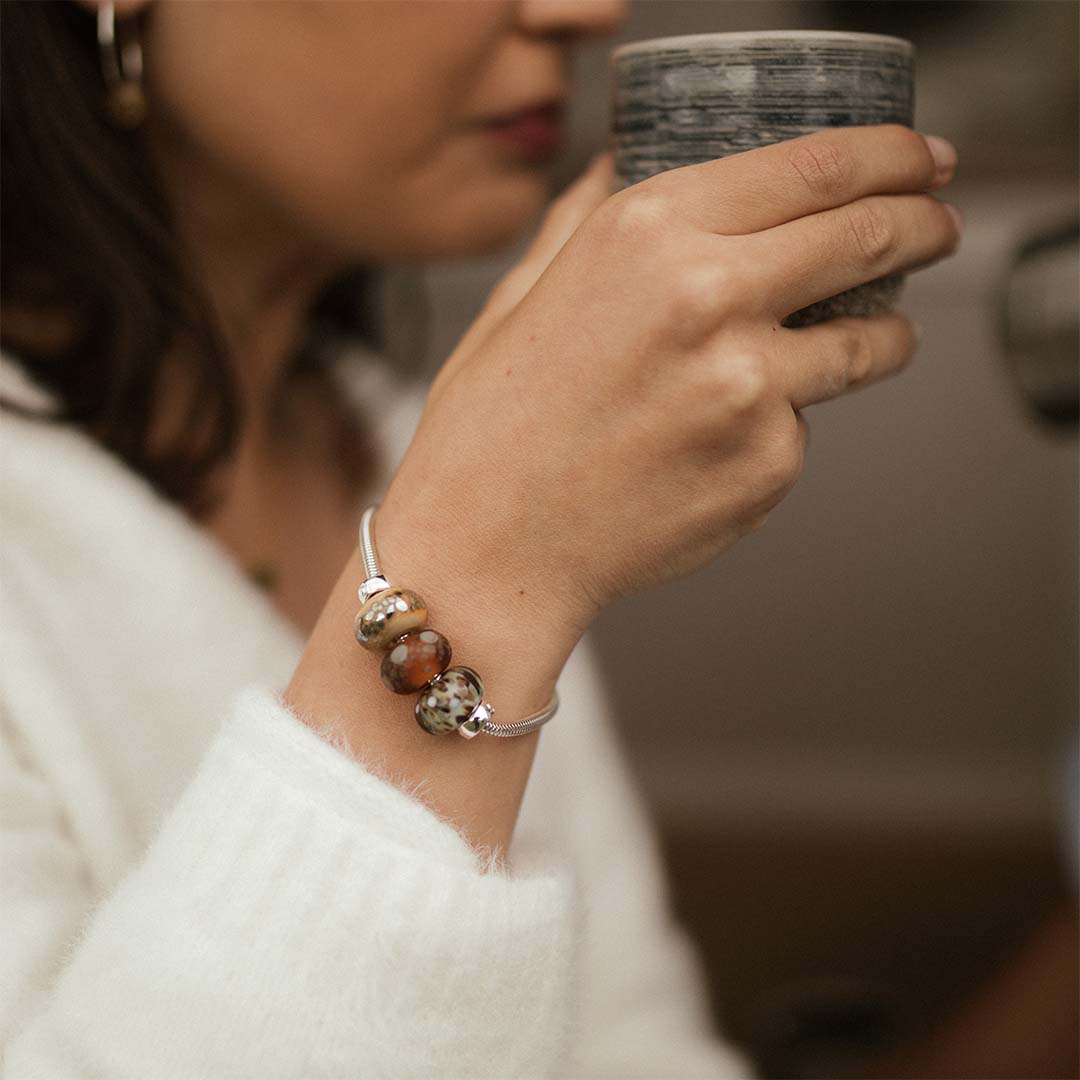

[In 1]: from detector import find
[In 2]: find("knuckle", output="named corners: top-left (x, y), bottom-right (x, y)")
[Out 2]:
top-left (671, 264), bottom-right (730, 327)
top-left (784, 428), bottom-right (807, 483)
top-left (889, 124), bottom-right (938, 185)
top-left (716, 350), bottom-right (770, 416)
top-left (598, 187), bottom-right (670, 241)
top-left (880, 123), bottom-right (923, 152)
top-left (763, 432), bottom-right (805, 495)
top-left (787, 135), bottom-right (856, 200)
top-left (844, 199), bottom-right (898, 266)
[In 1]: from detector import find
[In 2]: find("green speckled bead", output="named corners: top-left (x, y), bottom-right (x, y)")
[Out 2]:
top-left (354, 588), bottom-right (427, 652)
top-left (380, 629), bottom-right (452, 695)
top-left (415, 665), bottom-right (484, 736)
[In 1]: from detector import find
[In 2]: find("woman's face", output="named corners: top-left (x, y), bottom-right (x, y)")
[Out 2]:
top-left (121, 0), bottom-right (627, 265)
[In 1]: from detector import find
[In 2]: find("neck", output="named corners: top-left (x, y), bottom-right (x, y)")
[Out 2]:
top-left (145, 113), bottom-right (345, 442)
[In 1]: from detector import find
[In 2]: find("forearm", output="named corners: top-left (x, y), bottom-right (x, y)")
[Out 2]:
top-left (284, 498), bottom-right (582, 863)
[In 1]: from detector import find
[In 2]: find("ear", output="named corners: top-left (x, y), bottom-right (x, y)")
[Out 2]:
top-left (72, 0), bottom-right (150, 15)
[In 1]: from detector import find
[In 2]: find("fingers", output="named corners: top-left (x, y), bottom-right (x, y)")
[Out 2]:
top-left (653, 125), bottom-right (957, 235)
top-left (742, 409), bottom-right (809, 538)
top-left (773, 311), bottom-right (921, 411)
top-left (746, 192), bottom-right (962, 320)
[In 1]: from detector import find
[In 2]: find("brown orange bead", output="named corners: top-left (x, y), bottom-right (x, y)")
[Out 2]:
top-left (380, 629), bottom-right (452, 695)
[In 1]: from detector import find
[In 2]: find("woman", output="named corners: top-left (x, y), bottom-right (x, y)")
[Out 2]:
top-left (0, 1), bottom-right (961, 1076)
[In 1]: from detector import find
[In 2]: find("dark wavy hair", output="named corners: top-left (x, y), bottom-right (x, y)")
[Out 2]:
top-left (1, 1), bottom-right (396, 517)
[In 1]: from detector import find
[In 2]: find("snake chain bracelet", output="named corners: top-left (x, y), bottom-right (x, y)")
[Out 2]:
top-left (352, 504), bottom-right (559, 739)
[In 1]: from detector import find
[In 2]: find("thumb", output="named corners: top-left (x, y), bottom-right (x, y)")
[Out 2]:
top-left (521, 149), bottom-right (617, 272)
top-left (453, 151), bottom-right (616, 359)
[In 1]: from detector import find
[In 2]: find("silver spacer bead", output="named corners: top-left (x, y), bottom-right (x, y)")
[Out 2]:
top-left (457, 702), bottom-right (494, 739)
top-left (456, 691), bottom-right (559, 738)
top-left (358, 575), bottom-right (391, 604)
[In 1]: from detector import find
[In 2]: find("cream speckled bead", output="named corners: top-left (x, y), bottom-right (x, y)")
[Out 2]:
top-left (354, 587), bottom-right (428, 652)
top-left (415, 666), bottom-right (484, 736)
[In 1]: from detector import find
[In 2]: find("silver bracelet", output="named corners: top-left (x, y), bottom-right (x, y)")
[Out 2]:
top-left (354, 504), bottom-right (559, 739)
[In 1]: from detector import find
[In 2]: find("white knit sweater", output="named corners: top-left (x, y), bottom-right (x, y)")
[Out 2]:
top-left (0, 345), bottom-right (754, 1079)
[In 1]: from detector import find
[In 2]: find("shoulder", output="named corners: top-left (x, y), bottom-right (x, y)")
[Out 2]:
top-left (0, 348), bottom-right (158, 547)
top-left (0, 348), bottom-right (61, 413)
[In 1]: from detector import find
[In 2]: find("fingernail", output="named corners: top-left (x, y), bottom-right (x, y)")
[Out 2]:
top-left (924, 134), bottom-right (958, 178)
top-left (944, 201), bottom-right (964, 232)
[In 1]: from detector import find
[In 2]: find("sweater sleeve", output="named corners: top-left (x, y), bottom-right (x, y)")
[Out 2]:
top-left (1, 686), bottom-right (580, 1079)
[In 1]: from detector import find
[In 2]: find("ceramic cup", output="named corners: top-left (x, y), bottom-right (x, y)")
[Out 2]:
top-left (609, 30), bottom-right (915, 327)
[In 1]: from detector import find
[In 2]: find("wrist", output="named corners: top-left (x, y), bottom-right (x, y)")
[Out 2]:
top-left (286, 513), bottom-right (562, 859)
top-left (370, 492), bottom-right (585, 710)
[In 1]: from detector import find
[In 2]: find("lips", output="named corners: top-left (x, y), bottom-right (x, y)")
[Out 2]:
top-left (479, 96), bottom-right (568, 125)
top-left (481, 103), bottom-right (567, 158)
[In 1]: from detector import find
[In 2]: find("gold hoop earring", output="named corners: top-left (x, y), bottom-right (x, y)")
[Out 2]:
top-left (97, 1), bottom-right (146, 128)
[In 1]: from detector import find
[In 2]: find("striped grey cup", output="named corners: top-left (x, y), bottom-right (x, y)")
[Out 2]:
top-left (609, 30), bottom-right (915, 327)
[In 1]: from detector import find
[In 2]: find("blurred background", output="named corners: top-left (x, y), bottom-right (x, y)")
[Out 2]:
top-left (394, 2), bottom-right (1078, 1076)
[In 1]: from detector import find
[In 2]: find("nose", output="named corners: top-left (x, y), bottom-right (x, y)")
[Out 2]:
top-left (515, 0), bottom-right (630, 41)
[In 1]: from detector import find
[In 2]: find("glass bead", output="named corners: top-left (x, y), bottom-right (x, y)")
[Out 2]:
top-left (380, 629), bottom-right (452, 695)
top-left (415, 665), bottom-right (484, 736)
top-left (354, 587), bottom-right (427, 652)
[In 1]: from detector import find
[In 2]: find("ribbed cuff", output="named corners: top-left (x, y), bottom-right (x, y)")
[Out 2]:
top-left (6, 685), bottom-right (581, 1079)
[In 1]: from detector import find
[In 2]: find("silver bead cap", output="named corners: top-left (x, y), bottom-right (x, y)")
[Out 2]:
top-left (358, 576), bottom-right (391, 604)
top-left (457, 701), bottom-right (494, 739)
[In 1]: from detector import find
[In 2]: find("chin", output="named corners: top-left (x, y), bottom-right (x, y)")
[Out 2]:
top-left (442, 171), bottom-right (551, 255)
top-left (329, 163), bottom-right (551, 262)
top-left (371, 204), bottom-right (544, 262)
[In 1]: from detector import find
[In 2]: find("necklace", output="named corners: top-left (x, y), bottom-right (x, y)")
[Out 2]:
top-left (247, 562), bottom-right (278, 592)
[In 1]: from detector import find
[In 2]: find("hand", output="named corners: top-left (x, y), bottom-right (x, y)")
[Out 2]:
top-left (383, 125), bottom-right (962, 639)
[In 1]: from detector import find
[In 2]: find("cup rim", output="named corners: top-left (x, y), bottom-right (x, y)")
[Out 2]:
top-left (611, 29), bottom-right (915, 60)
